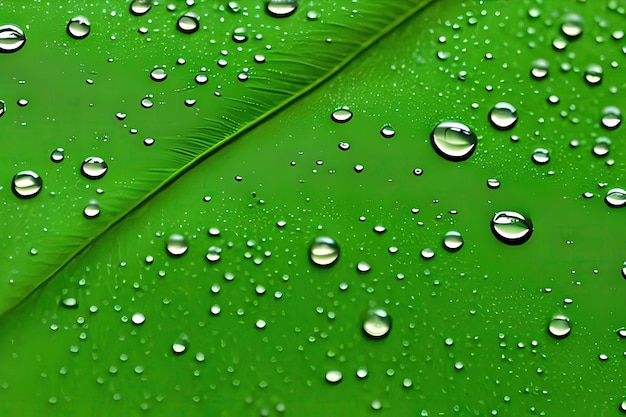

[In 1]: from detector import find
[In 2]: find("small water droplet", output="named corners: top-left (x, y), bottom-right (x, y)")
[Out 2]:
top-left (430, 121), bottom-right (477, 161)
top-left (206, 246), bottom-right (221, 262)
top-left (487, 178), bottom-right (500, 189)
top-left (548, 315), bottom-right (571, 339)
top-left (620, 400), bottom-right (626, 413)
top-left (380, 125), bottom-right (395, 138)
top-left (11, 170), bottom-right (42, 199)
top-left (592, 137), bottom-right (611, 157)
top-left (83, 200), bottom-right (100, 218)
top-left (601, 106), bottom-right (622, 129)
top-left (331, 107), bottom-right (352, 123)
top-left (307, 10), bottom-right (319, 20)
top-left (232, 27), bottom-right (247, 43)
top-left (584, 64), bottom-right (603, 85)
top-left (62, 297), bottom-right (78, 308)
top-left (17, 98), bottom-right (28, 107)
top-left (530, 59), bottom-right (549, 80)
top-left (488, 102), bottom-right (518, 130)
top-left (531, 148), bottom-right (550, 165)
top-left (254, 54), bottom-right (266, 63)
top-left (338, 142), bottom-right (350, 151)
top-left (413, 168), bottom-right (423, 176)
top-left (172, 333), bottom-right (190, 355)
top-left (490, 211), bottom-right (533, 245)
top-left (309, 237), bottom-right (340, 266)
top-left (50, 148), bottom-right (65, 162)
top-left (130, 0), bottom-right (152, 16)
top-left (357, 261), bottom-right (371, 272)
top-left (266, 0), bottom-right (298, 18)
top-left (442, 231), bottom-right (463, 252)
top-left (131, 313), bottom-right (145, 325)
top-left (0, 100), bottom-right (5, 117)
top-left (362, 308), bottom-right (391, 339)
top-left (150, 68), bottom-right (167, 81)
top-left (81, 157), bottom-right (108, 179)
top-left (140, 97), bottom-right (153, 108)
top-left (177, 12), bottom-right (200, 34)
top-left (354, 164), bottom-right (364, 173)
top-left (144, 137), bottom-right (155, 146)
top-left (325, 370), bottom-right (342, 384)
top-left (605, 188), bottom-right (626, 208)
top-left (0, 24), bottom-right (26, 53)
top-left (67, 16), bottom-right (91, 39)
top-left (561, 13), bottom-right (583, 39)
top-left (166, 234), bottom-right (188, 256)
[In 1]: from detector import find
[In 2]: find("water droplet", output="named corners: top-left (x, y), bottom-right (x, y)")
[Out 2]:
top-left (66, 16), bottom-right (91, 39)
top-left (177, 12), bottom-right (200, 34)
top-left (0, 24), bottom-right (26, 53)
top-left (413, 168), bottom-right (423, 176)
top-left (420, 248), bottom-right (435, 259)
top-left (362, 308), bottom-right (391, 339)
top-left (81, 157), bottom-right (108, 179)
top-left (487, 178), bottom-right (500, 189)
top-left (605, 188), bottom-right (626, 208)
top-left (172, 333), bottom-right (190, 355)
top-left (531, 148), bottom-right (550, 165)
top-left (357, 261), bottom-right (371, 272)
top-left (621, 263), bottom-right (626, 279)
top-left (140, 97), bottom-right (153, 108)
top-left (442, 231), bottom-right (463, 252)
top-left (380, 125), bottom-right (395, 138)
top-left (309, 237), bottom-right (339, 266)
top-left (184, 99), bottom-right (196, 107)
top-left (601, 106), bottom-right (622, 129)
top-left (620, 400), bottom-right (626, 413)
top-left (490, 211), bottom-right (533, 245)
top-left (206, 246), bottom-right (221, 262)
top-left (592, 137), bottom-right (611, 157)
top-left (131, 313), bottom-right (145, 325)
top-left (254, 54), bottom-right (266, 63)
top-left (331, 107), bottom-right (352, 123)
top-left (552, 36), bottom-right (568, 50)
top-left (150, 68), bottom-right (167, 81)
top-left (144, 137), bottom-right (155, 146)
top-left (338, 142), bottom-right (350, 151)
top-left (488, 102), bottom-right (518, 130)
top-left (266, 0), bottom-right (298, 18)
top-left (547, 315), bottom-right (571, 339)
top-left (47, 147), bottom-right (64, 162)
top-left (354, 164), bottom-right (364, 173)
top-left (232, 27), bottom-right (247, 43)
top-left (430, 121), bottom-right (477, 162)
top-left (325, 370), bottom-right (342, 384)
top-left (530, 59), bottom-right (549, 80)
top-left (11, 170), bottom-right (42, 199)
top-left (83, 200), bottom-right (100, 218)
top-left (130, 0), bottom-right (152, 16)
top-left (561, 13), bottom-right (583, 39)
top-left (62, 297), bottom-right (78, 308)
top-left (0, 100), bottom-right (5, 117)
top-left (584, 64), bottom-right (603, 85)
top-left (166, 234), bottom-right (188, 256)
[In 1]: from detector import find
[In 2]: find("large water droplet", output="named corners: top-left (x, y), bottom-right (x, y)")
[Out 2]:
top-left (488, 102), bottom-right (518, 130)
top-left (67, 16), bottom-right (91, 39)
top-left (83, 200), bottom-right (100, 218)
top-left (530, 58), bottom-right (549, 80)
top-left (130, 0), bottom-right (152, 16)
top-left (81, 157), bottom-right (108, 179)
top-left (531, 148), bottom-right (550, 165)
top-left (601, 106), bottom-right (622, 130)
top-left (166, 234), bottom-right (188, 256)
top-left (325, 370), bottom-right (343, 384)
top-left (0, 24), bottom-right (26, 53)
top-left (331, 107), bottom-right (352, 123)
top-left (12, 170), bottom-right (42, 199)
top-left (150, 68), bottom-right (167, 82)
top-left (177, 12), bottom-right (200, 34)
top-left (584, 64), bottom-right (603, 85)
top-left (490, 211), bottom-right (533, 245)
top-left (266, 0), bottom-right (298, 18)
top-left (430, 121), bottom-right (477, 161)
top-left (131, 313), bottom-right (145, 325)
top-left (362, 308), bottom-right (391, 339)
top-left (442, 231), bottom-right (464, 252)
top-left (309, 237), bottom-right (340, 266)
top-left (561, 13), bottom-right (583, 39)
top-left (605, 188), bottom-right (626, 208)
top-left (547, 315), bottom-right (571, 339)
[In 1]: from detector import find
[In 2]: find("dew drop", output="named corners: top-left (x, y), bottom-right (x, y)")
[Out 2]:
top-left (430, 121), bottom-right (477, 161)
top-left (325, 370), bottom-right (342, 384)
top-left (266, 0), bottom-right (298, 18)
top-left (620, 400), bottom-right (626, 413)
top-left (232, 27), bottom-right (247, 43)
top-left (172, 333), bottom-right (189, 355)
top-left (380, 125), bottom-right (395, 138)
top-left (166, 234), bottom-right (188, 256)
top-left (83, 200), bottom-right (100, 218)
top-left (592, 137), bottom-right (611, 157)
top-left (601, 106), bottom-right (622, 129)
top-left (442, 231), bottom-right (463, 252)
top-left (561, 13), bottom-right (583, 39)
top-left (331, 107), bottom-right (352, 123)
top-left (131, 313), bottom-right (145, 325)
top-left (490, 211), bottom-right (533, 245)
top-left (50, 147), bottom-right (64, 162)
top-left (362, 308), bottom-right (391, 339)
top-left (150, 68), bottom-right (167, 82)
top-left (62, 297), bottom-right (78, 308)
top-left (177, 12), bottom-right (199, 34)
top-left (338, 142), bottom-right (350, 151)
top-left (254, 54), bottom-right (266, 63)
top-left (206, 246), bottom-right (221, 262)
top-left (531, 148), bottom-right (550, 165)
top-left (357, 261), bottom-right (371, 272)
top-left (621, 263), bottom-right (626, 279)
top-left (130, 0), bottom-right (152, 16)
top-left (487, 178), bottom-right (500, 189)
top-left (81, 157), bottom-right (108, 179)
top-left (605, 188), bottom-right (626, 208)
top-left (530, 59), bottom-right (549, 80)
top-left (140, 97), bottom-right (153, 108)
top-left (488, 102), bottom-right (518, 130)
top-left (309, 237), bottom-right (339, 266)
top-left (144, 137), bottom-right (155, 146)
top-left (0, 100), bottom-right (5, 117)
top-left (11, 170), bottom-right (42, 199)
top-left (0, 24), bottom-right (26, 53)
top-left (584, 64), bottom-right (603, 85)
top-left (547, 315), bottom-right (571, 339)
top-left (420, 248), bottom-right (435, 259)
top-left (67, 16), bottom-right (91, 39)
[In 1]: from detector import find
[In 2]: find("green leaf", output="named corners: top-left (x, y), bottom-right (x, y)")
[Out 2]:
top-left (2, 0), bottom-right (626, 415)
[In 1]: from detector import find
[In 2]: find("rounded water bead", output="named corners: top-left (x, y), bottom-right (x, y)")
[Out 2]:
top-left (51, 148), bottom-right (65, 162)
top-left (605, 188), bottom-right (626, 208)
top-left (362, 308), bottom-right (392, 339)
top-left (490, 211), bottom-right (533, 245)
top-left (531, 148), bottom-right (550, 165)
top-left (309, 237), bottom-right (340, 266)
top-left (592, 137), bottom-right (611, 157)
top-left (130, 0), bottom-right (152, 16)
top-left (548, 315), bottom-right (571, 338)
top-left (380, 125), bottom-right (395, 138)
top-left (325, 370), bottom-right (342, 384)
top-left (430, 121), bottom-right (477, 161)
top-left (67, 16), bottom-right (91, 39)
top-left (81, 157), bottom-right (108, 179)
top-left (0, 24), bottom-right (26, 53)
top-left (584, 64), bottom-right (603, 85)
top-left (177, 13), bottom-right (200, 33)
top-left (166, 234), bottom-right (188, 256)
top-left (331, 108), bottom-right (352, 123)
top-left (561, 13), bottom-right (583, 39)
top-left (150, 68), bottom-right (167, 81)
top-left (601, 106), bottom-right (621, 129)
top-left (12, 170), bottom-right (42, 198)
top-left (266, 0), bottom-right (298, 18)
top-left (530, 59), bottom-right (549, 80)
top-left (83, 200), bottom-right (100, 218)
top-left (442, 231), bottom-right (464, 252)
top-left (488, 102), bottom-right (518, 130)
